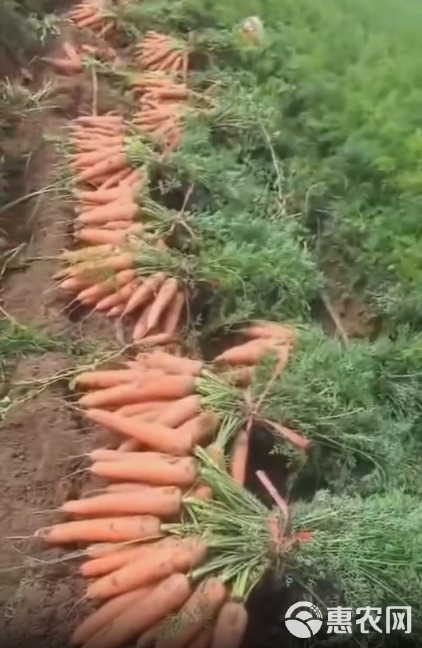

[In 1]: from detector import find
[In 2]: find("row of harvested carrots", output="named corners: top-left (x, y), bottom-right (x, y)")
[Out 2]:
top-left (51, 17), bottom-right (194, 342)
top-left (35, 325), bottom-right (296, 648)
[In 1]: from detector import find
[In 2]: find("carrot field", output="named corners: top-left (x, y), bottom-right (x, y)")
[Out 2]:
top-left (0, 0), bottom-right (422, 646)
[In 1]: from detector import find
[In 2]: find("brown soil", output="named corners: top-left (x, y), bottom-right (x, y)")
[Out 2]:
top-left (0, 24), bottom-right (122, 646)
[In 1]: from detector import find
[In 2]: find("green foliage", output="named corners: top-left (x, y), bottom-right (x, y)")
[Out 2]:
top-left (292, 489), bottom-right (422, 624)
top-left (129, 0), bottom-right (422, 329)
top-left (259, 327), bottom-right (422, 496)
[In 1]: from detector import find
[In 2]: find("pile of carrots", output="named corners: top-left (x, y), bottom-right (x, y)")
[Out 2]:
top-left (68, 0), bottom-right (117, 39)
top-left (34, 352), bottom-right (245, 648)
top-left (33, 322), bottom-right (307, 647)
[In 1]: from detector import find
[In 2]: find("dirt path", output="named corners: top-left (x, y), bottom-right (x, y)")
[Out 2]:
top-left (0, 24), bottom-right (120, 646)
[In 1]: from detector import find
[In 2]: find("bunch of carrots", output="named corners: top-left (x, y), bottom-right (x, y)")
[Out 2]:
top-left (35, 344), bottom-right (305, 648)
top-left (55, 243), bottom-right (187, 343)
top-left (35, 445), bottom-right (289, 648)
top-left (68, 0), bottom-right (117, 39)
top-left (136, 32), bottom-right (189, 82)
top-left (131, 74), bottom-right (190, 152)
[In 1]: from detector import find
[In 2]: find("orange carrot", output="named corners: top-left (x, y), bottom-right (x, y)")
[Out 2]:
top-left (117, 400), bottom-right (168, 417)
top-left (71, 146), bottom-right (122, 169)
top-left (90, 454), bottom-right (198, 487)
top-left (156, 578), bottom-right (227, 648)
top-left (79, 374), bottom-right (195, 408)
top-left (76, 201), bottom-right (138, 226)
top-left (187, 628), bottom-right (213, 648)
top-left (178, 412), bottom-right (219, 445)
top-left (135, 333), bottom-right (177, 346)
top-left (105, 482), bottom-right (146, 493)
top-left (75, 154), bottom-right (127, 183)
top-left (140, 352), bottom-right (203, 376)
top-left (87, 537), bottom-right (204, 600)
top-left (241, 321), bottom-right (296, 343)
top-left (189, 483), bottom-right (212, 500)
top-left (118, 438), bottom-right (141, 451)
top-left (35, 515), bottom-right (162, 544)
top-left (122, 273), bottom-right (166, 317)
top-left (84, 573), bottom-right (193, 648)
top-left (146, 278), bottom-right (179, 332)
top-left (214, 339), bottom-right (282, 366)
top-left (63, 485), bottom-right (182, 519)
top-left (74, 188), bottom-right (127, 204)
top-left (157, 395), bottom-right (201, 427)
top-left (79, 545), bottom-right (151, 578)
top-left (75, 369), bottom-right (145, 390)
top-left (86, 408), bottom-right (194, 455)
top-left (41, 56), bottom-right (82, 73)
top-left (230, 428), bottom-right (250, 486)
top-left (74, 228), bottom-right (139, 246)
top-left (95, 282), bottom-right (136, 312)
top-left (71, 588), bottom-right (149, 645)
top-left (269, 421), bottom-right (311, 451)
top-left (162, 290), bottom-right (185, 334)
top-left (210, 601), bottom-right (248, 648)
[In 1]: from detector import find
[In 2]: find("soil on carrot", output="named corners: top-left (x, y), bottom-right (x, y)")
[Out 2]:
top-left (0, 27), bottom-right (124, 646)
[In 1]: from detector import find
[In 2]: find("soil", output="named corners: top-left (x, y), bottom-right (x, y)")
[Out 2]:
top-left (0, 24), bottom-right (121, 647)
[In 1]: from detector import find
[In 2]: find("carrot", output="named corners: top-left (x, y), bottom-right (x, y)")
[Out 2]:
top-left (89, 448), bottom-right (126, 462)
top-left (157, 395), bottom-right (201, 427)
top-left (75, 228), bottom-right (138, 246)
top-left (102, 220), bottom-right (142, 230)
top-left (71, 588), bottom-right (149, 645)
top-left (63, 485), bottom-right (182, 518)
top-left (230, 428), bottom-right (250, 486)
top-left (35, 515), bottom-right (162, 544)
top-left (122, 273), bottom-right (166, 317)
top-left (41, 57), bottom-right (82, 73)
top-left (269, 421), bottom-right (311, 451)
top-left (71, 146), bottom-right (122, 169)
top-left (105, 482), bottom-right (146, 493)
top-left (188, 628), bottom-right (213, 648)
top-left (117, 400), bottom-right (168, 417)
top-left (118, 438), bottom-right (141, 451)
top-left (77, 269), bottom-right (135, 304)
top-left (79, 545), bottom-right (152, 578)
top-left (95, 282), bottom-right (136, 312)
top-left (210, 601), bottom-right (248, 648)
top-left (156, 578), bottom-right (227, 648)
top-left (74, 188), bottom-right (127, 204)
top-left (75, 369), bottom-right (145, 390)
top-left (241, 322), bottom-right (296, 343)
top-left (137, 624), bottom-right (163, 648)
top-left (80, 374), bottom-right (195, 408)
top-left (162, 290), bottom-right (185, 334)
top-left (214, 339), bottom-right (282, 366)
top-left (84, 573), bottom-right (193, 648)
top-left (132, 304), bottom-right (152, 339)
top-left (75, 154), bottom-right (128, 183)
top-left (189, 483), bottom-right (212, 500)
top-left (87, 537), bottom-right (204, 600)
top-left (134, 332), bottom-right (177, 346)
top-left (100, 167), bottom-right (132, 189)
top-left (86, 408), bottom-right (194, 455)
top-left (146, 278), bottom-right (179, 332)
top-left (90, 454), bottom-right (198, 487)
top-left (76, 201), bottom-right (138, 226)
top-left (140, 352), bottom-right (203, 376)
top-left (178, 412), bottom-right (219, 445)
